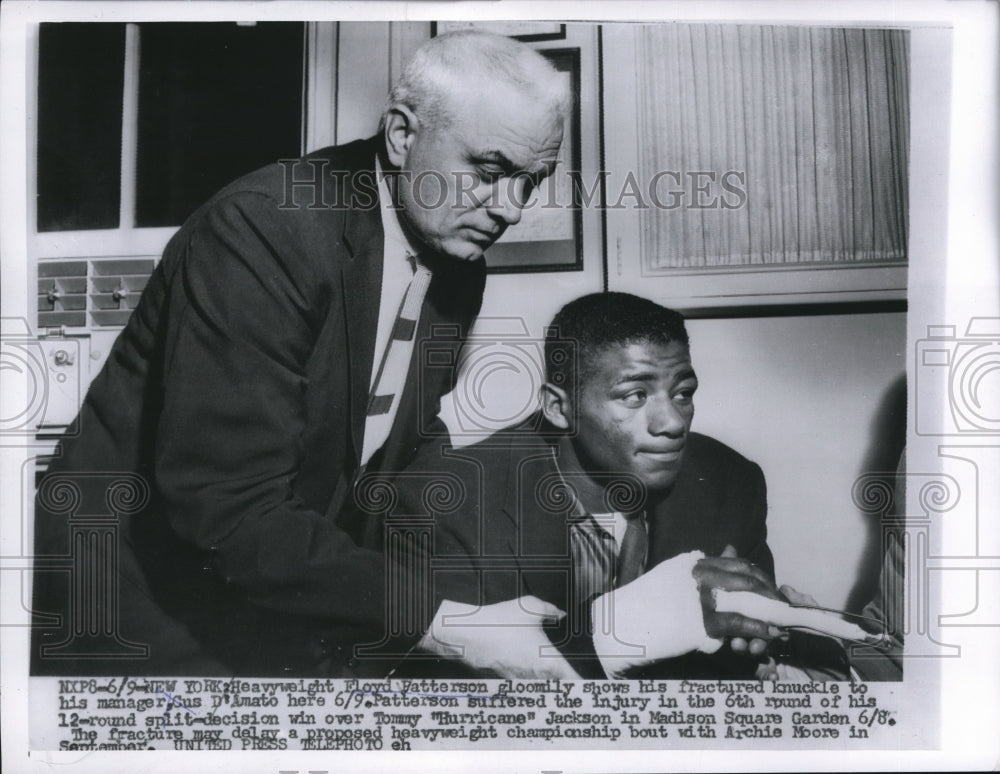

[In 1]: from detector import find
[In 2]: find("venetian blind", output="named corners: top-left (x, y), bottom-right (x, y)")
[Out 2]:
top-left (635, 25), bottom-right (909, 270)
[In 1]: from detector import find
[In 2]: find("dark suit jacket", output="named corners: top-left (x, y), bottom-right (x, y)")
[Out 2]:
top-left (32, 137), bottom-right (485, 677)
top-left (387, 424), bottom-right (773, 679)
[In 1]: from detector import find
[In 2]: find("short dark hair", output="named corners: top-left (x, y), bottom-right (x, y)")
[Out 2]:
top-left (544, 292), bottom-right (689, 395)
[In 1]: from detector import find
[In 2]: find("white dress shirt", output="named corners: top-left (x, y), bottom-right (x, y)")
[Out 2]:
top-left (360, 158), bottom-right (424, 466)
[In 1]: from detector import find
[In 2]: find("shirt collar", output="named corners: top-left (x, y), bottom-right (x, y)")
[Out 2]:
top-left (549, 447), bottom-right (620, 527)
top-left (376, 156), bottom-right (423, 262)
top-left (549, 448), bottom-right (646, 542)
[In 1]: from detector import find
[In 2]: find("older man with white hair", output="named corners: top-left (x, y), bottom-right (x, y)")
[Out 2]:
top-left (32, 31), bottom-right (568, 678)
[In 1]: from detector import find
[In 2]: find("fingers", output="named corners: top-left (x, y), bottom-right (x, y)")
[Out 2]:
top-left (698, 553), bottom-right (766, 573)
top-left (468, 596), bottom-right (566, 626)
top-left (705, 610), bottom-right (782, 642)
top-left (430, 597), bottom-right (581, 680)
top-left (730, 636), bottom-right (775, 657)
top-left (779, 584), bottom-right (818, 607)
top-left (694, 561), bottom-right (782, 601)
top-left (482, 629), bottom-right (581, 680)
top-left (518, 595), bottom-right (567, 622)
top-left (480, 646), bottom-right (580, 680)
top-left (697, 553), bottom-right (793, 660)
top-left (528, 653), bottom-right (581, 680)
top-left (698, 556), bottom-right (775, 585)
top-left (696, 556), bottom-right (786, 656)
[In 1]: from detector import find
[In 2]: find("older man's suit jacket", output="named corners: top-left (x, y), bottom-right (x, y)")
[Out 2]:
top-left (387, 424), bottom-right (773, 679)
top-left (31, 137), bottom-right (486, 677)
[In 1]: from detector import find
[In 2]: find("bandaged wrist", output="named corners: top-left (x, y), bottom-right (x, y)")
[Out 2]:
top-left (591, 550), bottom-right (722, 678)
top-left (417, 599), bottom-right (476, 657)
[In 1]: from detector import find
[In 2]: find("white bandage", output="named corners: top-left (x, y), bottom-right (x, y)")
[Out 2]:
top-left (591, 551), bottom-right (723, 678)
top-left (713, 590), bottom-right (871, 642)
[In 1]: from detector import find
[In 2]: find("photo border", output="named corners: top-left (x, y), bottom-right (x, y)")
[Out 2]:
top-left (2, 2), bottom-right (998, 773)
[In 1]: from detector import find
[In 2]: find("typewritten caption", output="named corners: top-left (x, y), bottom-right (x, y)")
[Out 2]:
top-left (33, 677), bottom-right (901, 750)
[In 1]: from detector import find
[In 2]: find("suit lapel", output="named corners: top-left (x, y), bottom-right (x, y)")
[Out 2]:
top-left (340, 165), bottom-right (384, 465)
top-left (500, 435), bottom-right (574, 607)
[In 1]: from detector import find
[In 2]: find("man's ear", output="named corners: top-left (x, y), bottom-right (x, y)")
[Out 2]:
top-left (383, 104), bottom-right (418, 168)
top-left (539, 382), bottom-right (572, 431)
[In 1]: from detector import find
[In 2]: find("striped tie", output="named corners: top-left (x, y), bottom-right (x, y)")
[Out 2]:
top-left (361, 254), bottom-right (432, 466)
top-left (571, 513), bottom-right (618, 607)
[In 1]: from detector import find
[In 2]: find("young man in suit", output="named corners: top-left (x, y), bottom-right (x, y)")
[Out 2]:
top-left (384, 292), bottom-right (789, 679)
top-left (31, 31), bottom-right (567, 677)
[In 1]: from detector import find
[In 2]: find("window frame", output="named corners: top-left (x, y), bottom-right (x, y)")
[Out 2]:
top-left (28, 20), bottom-right (327, 336)
top-left (601, 23), bottom-right (909, 316)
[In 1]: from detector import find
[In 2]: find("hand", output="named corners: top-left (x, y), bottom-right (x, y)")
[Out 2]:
top-left (780, 584), bottom-right (819, 608)
top-left (420, 596), bottom-right (581, 679)
top-left (694, 545), bottom-right (784, 657)
top-left (590, 551), bottom-right (732, 677)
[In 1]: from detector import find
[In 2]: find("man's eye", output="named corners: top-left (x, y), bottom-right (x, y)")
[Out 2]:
top-left (674, 388), bottom-right (696, 404)
top-left (620, 390), bottom-right (647, 408)
top-left (478, 165), bottom-right (504, 182)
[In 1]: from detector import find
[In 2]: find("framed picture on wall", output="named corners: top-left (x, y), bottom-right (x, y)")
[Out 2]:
top-left (482, 47), bottom-right (583, 274)
top-left (432, 21), bottom-right (567, 42)
top-left (430, 22), bottom-right (585, 274)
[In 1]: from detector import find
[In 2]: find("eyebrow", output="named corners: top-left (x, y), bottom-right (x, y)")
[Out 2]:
top-left (469, 149), bottom-right (517, 172)
top-left (611, 367), bottom-right (698, 386)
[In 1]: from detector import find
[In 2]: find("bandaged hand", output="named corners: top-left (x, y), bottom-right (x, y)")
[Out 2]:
top-left (590, 548), bottom-right (784, 677)
top-left (716, 584), bottom-right (873, 643)
top-left (695, 544), bottom-right (786, 657)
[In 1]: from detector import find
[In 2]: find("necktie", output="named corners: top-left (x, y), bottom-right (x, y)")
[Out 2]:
top-left (571, 513), bottom-right (618, 607)
top-left (361, 254), bottom-right (432, 466)
top-left (615, 512), bottom-right (648, 588)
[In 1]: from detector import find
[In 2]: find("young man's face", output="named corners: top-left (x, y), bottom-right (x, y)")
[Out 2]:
top-left (569, 339), bottom-right (698, 494)
top-left (391, 83), bottom-right (564, 261)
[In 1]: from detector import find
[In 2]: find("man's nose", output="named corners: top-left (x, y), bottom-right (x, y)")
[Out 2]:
top-left (487, 178), bottom-right (525, 227)
top-left (648, 398), bottom-right (687, 437)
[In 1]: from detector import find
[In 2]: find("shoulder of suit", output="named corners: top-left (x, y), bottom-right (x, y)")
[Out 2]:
top-left (685, 431), bottom-right (760, 474)
top-left (443, 426), bottom-right (550, 466)
top-left (205, 136), bottom-right (379, 205)
top-left (161, 137), bottom-right (380, 265)
top-left (408, 426), bottom-right (551, 492)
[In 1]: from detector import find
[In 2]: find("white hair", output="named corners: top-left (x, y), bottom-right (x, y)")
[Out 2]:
top-left (379, 31), bottom-right (569, 132)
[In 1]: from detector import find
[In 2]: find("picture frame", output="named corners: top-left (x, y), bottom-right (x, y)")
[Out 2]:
top-left (431, 20), bottom-right (567, 42)
top-left (482, 47), bottom-right (584, 274)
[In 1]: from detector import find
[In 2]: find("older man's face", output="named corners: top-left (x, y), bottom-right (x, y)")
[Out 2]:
top-left (395, 84), bottom-right (564, 261)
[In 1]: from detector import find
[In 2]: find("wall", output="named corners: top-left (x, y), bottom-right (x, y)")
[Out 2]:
top-left (438, 270), bottom-right (603, 440)
top-left (685, 312), bottom-right (907, 610)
